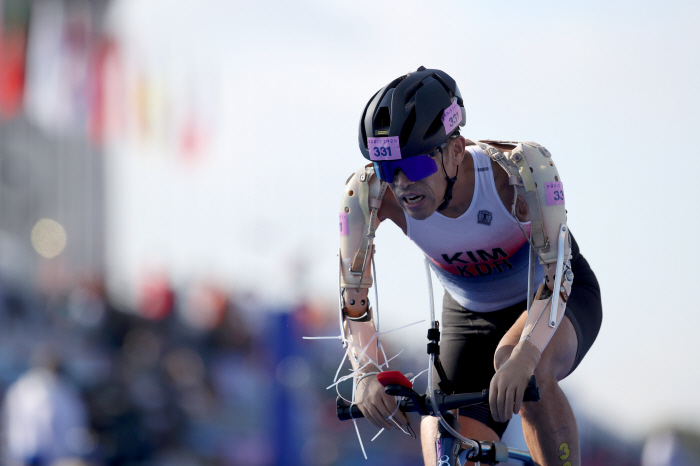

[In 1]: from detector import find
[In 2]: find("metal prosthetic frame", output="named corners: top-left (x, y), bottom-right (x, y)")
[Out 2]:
top-left (477, 141), bottom-right (573, 353)
top-left (339, 165), bottom-right (388, 369)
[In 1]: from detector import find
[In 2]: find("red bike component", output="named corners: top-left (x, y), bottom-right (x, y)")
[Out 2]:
top-left (377, 371), bottom-right (413, 389)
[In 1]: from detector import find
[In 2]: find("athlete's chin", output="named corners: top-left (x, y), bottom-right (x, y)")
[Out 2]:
top-left (400, 202), bottom-right (436, 220)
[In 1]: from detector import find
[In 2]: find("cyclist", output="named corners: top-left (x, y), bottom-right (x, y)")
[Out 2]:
top-left (338, 67), bottom-right (602, 466)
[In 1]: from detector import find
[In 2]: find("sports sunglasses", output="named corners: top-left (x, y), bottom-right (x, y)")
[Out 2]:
top-left (372, 154), bottom-right (438, 183)
top-left (372, 140), bottom-right (452, 183)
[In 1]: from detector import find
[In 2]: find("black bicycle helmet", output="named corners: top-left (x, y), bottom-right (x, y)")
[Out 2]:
top-left (358, 66), bottom-right (466, 161)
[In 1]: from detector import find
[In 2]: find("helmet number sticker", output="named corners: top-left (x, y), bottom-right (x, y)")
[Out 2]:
top-left (368, 136), bottom-right (401, 161)
top-left (339, 212), bottom-right (349, 236)
top-left (545, 182), bottom-right (565, 205)
top-left (441, 100), bottom-right (462, 134)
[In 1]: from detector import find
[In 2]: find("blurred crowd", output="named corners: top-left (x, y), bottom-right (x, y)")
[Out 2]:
top-left (0, 274), bottom-right (428, 466)
top-left (0, 270), bottom-right (651, 466)
top-left (2, 270), bottom-right (699, 465)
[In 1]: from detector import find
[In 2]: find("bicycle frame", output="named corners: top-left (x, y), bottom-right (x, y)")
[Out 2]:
top-left (435, 412), bottom-right (534, 466)
top-left (337, 382), bottom-right (537, 465)
top-left (336, 319), bottom-right (540, 465)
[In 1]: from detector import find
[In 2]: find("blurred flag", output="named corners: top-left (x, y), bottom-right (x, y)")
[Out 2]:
top-left (98, 37), bottom-right (125, 145)
top-left (63, 4), bottom-right (92, 130)
top-left (0, 0), bottom-right (28, 120)
top-left (23, 0), bottom-right (65, 130)
top-left (88, 37), bottom-right (116, 145)
top-left (179, 102), bottom-right (207, 163)
top-left (24, 0), bottom-right (93, 135)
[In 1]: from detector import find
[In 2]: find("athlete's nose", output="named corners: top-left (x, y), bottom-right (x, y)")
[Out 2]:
top-left (392, 169), bottom-right (412, 188)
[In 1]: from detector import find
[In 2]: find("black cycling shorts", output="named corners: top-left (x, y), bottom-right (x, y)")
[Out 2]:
top-left (432, 233), bottom-right (602, 438)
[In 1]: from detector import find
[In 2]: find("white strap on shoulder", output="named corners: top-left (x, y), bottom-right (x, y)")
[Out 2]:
top-left (349, 167), bottom-right (387, 276)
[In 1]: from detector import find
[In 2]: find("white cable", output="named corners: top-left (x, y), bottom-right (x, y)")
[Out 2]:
top-left (424, 258), bottom-right (479, 453)
top-left (370, 402), bottom-right (406, 441)
top-left (338, 250), bottom-right (347, 348)
top-left (424, 258), bottom-right (435, 323)
top-left (305, 256), bottom-right (434, 459)
top-left (428, 353), bottom-right (479, 452)
top-left (302, 335), bottom-right (343, 340)
top-left (352, 418), bottom-right (368, 459)
top-left (372, 255), bottom-right (380, 333)
top-left (372, 255), bottom-right (391, 368)
top-left (410, 368), bottom-right (429, 384)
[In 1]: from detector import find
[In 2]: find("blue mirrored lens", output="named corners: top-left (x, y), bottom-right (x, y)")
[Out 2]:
top-left (373, 155), bottom-right (438, 183)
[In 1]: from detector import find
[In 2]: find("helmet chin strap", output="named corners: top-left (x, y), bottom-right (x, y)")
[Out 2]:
top-left (437, 151), bottom-right (458, 211)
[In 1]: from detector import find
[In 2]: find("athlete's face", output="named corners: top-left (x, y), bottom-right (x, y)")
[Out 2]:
top-left (390, 139), bottom-right (463, 220)
top-left (390, 156), bottom-right (447, 220)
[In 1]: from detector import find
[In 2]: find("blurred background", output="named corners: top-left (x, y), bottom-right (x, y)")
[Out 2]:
top-left (0, 0), bottom-right (699, 464)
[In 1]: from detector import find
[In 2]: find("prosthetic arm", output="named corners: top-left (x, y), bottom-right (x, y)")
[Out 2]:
top-left (477, 141), bottom-right (573, 354)
top-left (479, 140), bottom-right (574, 421)
top-left (338, 165), bottom-right (388, 371)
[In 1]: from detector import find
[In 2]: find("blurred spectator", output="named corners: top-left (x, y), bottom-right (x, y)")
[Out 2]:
top-left (643, 429), bottom-right (700, 466)
top-left (1, 347), bottom-right (93, 466)
top-left (138, 271), bottom-right (174, 321)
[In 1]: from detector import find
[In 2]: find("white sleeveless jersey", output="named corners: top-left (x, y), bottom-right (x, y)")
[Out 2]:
top-left (405, 145), bottom-right (544, 312)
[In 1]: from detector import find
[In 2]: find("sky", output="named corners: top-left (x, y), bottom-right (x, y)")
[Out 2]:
top-left (105, 0), bottom-right (700, 442)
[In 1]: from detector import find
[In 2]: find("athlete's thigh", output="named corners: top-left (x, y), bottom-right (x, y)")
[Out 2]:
top-left (439, 293), bottom-right (524, 394)
top-left (420, 415), bottom-right (500, 450)
top-left (436, 294), bottom-right (526, 441)
top-left (538, 314), bottom-right (578, 381)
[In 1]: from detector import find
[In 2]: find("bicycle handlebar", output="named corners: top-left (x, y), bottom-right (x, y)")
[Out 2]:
top-left (337, 374), bottom-right (540, 421)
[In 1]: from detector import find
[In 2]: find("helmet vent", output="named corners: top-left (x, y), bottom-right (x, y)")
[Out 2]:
top-left (432, 74), bottom-right (452, 96)
top-left (399, 108), bottom-right (416, 146)
top-left (373, 106), bottom-right (391, 130)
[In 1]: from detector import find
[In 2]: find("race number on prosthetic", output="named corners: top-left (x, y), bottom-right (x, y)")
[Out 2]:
top-left (441, 100), bottom-right (462, 135)
top-left (545, 182), bottom-right (565, 206)
top-left (339, 212), bottom-right (349, 236)
top-left (367, 136), bottom-right (401, 161)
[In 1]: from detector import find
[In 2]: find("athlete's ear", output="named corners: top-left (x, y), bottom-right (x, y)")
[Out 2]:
top-left (450, 136), bottom-right (466, 165)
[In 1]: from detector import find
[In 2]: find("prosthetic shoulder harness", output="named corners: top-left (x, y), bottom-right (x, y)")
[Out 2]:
top-left (477, 140), bottom-right (574, 351)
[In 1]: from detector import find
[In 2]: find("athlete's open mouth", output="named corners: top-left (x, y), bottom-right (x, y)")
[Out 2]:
top-left (403, 195), bottom-right (425, 206)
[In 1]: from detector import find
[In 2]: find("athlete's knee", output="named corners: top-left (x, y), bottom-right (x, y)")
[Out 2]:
top-left (538, 317), bottom-right (578, 380)
top-left (520, 372), bottom-right (559, 419)
top-left (533, 368), bottom-right (558, 390)
top-left (531, 370), bottom-right (560, 407)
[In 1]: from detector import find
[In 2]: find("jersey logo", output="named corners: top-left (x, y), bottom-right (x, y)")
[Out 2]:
top-left (477, 210), bottom-right (492, 225)
top-left (438, 248), bottom-right (514, 277)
